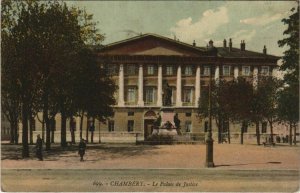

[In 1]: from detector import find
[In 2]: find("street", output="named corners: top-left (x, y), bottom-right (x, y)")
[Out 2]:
top-left (1, 143), bottom-right (300, 192)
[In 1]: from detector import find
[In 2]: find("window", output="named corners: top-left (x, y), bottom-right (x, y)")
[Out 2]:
top-left (166, 66), bottom-right (173, 75)
top-left (262, 122), bottom-right (267, 133)
top-left (185, 112), bottom-right (192, 117)
top-left (184, 66), bottom-right (193, 76)
top-left (204, 121), bottom-right (208, 132)
top-left (127, 64), bottom-right (136, 75)
top-left (183, 88), bottom-right (193, 103)
top-left (144, 87), bottom-right (156, 104)
top-left (147, 65), bottom-right (154, 75)
top-left (128, 120), bottom-right (134, 132)
top-left (108, 120), bottom-right (114, 132)
top-left (223, 65), bottom-right (231, 76)
top-left (185, 121), bottom-right (192, 132)
top-left (128, 112), bottom-right (134, 116)
top-left (127, 88), bottom-right (136, 103)
top-left (242, 66), bottom-right (250, 76)
top-left (203, 66), bottom-right (210, 76)
top-left (261, 66), bottom-right (269, 76)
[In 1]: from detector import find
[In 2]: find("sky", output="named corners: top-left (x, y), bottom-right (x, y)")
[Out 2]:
top-left (68, 1), bottom-right (297, 56)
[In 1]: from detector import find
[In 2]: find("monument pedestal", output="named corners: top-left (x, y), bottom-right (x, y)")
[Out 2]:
top-left (152, 107), bottom-right (178, 136)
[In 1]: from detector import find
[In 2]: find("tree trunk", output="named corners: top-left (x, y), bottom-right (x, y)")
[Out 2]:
top-left (91, 118), bottom-right (95, 143)
top-left (51, 118), bottom-right (55, 143)
top-left (42, 120), bottom-right (45, 142)
top-left (44, 94), bottom-right (51, 150)
top-left (29, 118), bottom-right (33, 144)
top-left (14, 120), bottom-right (19, 144)
top-left (61, 111), bottom-right (67, 147)
top-left (255, 121), bottom-right (260, 145)
top-left (293, 123), bottom-right (297, 145)
top-left (289, 123), bottom-right (293, 146)
top-left (240, 126), bottom-right (244, 144)
top-left (9, 121), bottom-right (15, 144)
top-left (227, 124), bottom-right (231, 144)
top-left (22, 103), bottom-right (29, 158)
top-left (269, 121), bottom-right (274, 144)
top-left (217, 117), bottom-right (221, 143)
top-left (80, 112), bottom-right (84, 139)
top-left (86, 116), bottom-right (89, 143)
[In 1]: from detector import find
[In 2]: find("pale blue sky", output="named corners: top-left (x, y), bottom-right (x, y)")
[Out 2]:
top-left (69, 1), bottom-right (297, 56)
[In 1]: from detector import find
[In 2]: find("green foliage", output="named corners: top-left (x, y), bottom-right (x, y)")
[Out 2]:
top-left (278, 6), bottom-right (299, 86)
top-left (277, 4), bottom-right (299, 126)
top-left (1, 0), bottom-right (115, 152)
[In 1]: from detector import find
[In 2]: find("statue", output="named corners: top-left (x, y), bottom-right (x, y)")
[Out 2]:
top-left (153, 113), bottom-right (161, 129)
top-left (174, 113), bottom-right (182, 135)
top-left (174, 113), bottom-right (180, 128)
top-left (163, 81), bottom-right (172, 106)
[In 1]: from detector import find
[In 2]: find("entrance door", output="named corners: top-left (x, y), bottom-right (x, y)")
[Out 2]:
top-left (144, 119), bottom-right (154, 140)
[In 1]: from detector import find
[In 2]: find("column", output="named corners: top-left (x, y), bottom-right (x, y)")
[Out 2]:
top-left (157, 65), bottom-right (163, 106)
top-left (253, 67), bottom-right (258, 89)
top-left (195, 65), bottom-right (201, 107)
top-left (214, 66), bottom-right (220, 84)
top-left (118, 64), bottom-right (125, 106)
top-left (234, 66), bottom-right (239, 80)
top-left (138, 64), bottom-right (144, 106)
top-left (176, 65), bottom-right (182, 106)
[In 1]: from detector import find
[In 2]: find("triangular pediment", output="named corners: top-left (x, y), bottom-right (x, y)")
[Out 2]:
top-left (98, 34), bottom-right (205, 56)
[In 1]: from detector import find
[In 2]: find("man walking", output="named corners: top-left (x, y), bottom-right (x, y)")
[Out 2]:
top-left (78, 138), bottom-right (86, 161)
top-left (36, 134), bottom-right (43, 161)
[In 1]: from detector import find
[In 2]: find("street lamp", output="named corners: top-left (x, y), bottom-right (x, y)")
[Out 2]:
top-left (205, 65), bottom-right (215, 168)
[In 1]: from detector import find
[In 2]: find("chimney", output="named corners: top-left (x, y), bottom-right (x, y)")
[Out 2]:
top-left (223, 39), bottom-right (227, 48)
top-left (240, 40), bottom-right (246, 51)
top-left (193, 40), bottom-right (196, 47)
top-left (209, 40), bottom-right (214, 48)
top-left (229, 38), bottom-right (232, 52)
top-left (263, 45), bottom-right (267, 55)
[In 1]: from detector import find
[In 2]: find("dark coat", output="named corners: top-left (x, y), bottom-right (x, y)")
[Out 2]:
top-left (78, 141), bottom-right (86, 156)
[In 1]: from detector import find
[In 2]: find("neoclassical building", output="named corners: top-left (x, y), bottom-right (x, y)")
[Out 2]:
top-left (2, 33), bottom-right (283, 143)
top-left (95, 33), bottom-right (279, 142)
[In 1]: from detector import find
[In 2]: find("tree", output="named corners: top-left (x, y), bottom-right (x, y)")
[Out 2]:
top-left (198, 79), bottom-right (230, 143)
top-left (255, 77), bottom-right (282, 144)
top-left (223, 78), bottom-right (253, 144)
top-left (278, 5), bottom-right (299, 145)
top-left (1, 0), bottom-right (22, 145)
top-left (73, 48), bottom-right (116, 143)
top-left (2, 0), bottom-right (111, 156)
top-left (278, 86), bottom-right (298, 145)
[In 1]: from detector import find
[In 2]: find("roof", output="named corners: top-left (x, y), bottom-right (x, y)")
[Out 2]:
top-left (102, 33), bottom-right (206, 52)
top-left (97, 33), bottom-right (280, 60)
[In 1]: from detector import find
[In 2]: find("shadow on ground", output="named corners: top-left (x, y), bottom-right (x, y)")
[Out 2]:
top-left (215, 161), bottom-right (282, 167)
top-left (1, 143), bottom-right (160, 161)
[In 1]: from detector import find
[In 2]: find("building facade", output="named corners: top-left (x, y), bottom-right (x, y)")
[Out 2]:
top-left (95, 34), bottom-right (280, 143)
top-left (3, 33), bottom-right (284, 143)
